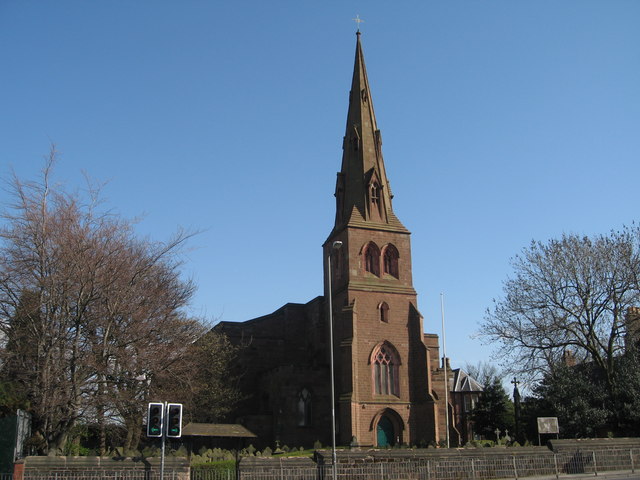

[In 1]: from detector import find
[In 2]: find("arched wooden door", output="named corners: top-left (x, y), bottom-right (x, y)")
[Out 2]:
top-left (376, 414), bottom-right (395, 447)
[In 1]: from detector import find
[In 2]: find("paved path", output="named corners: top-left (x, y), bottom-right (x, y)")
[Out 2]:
top-left (526, 472), bottom-right (638, 480)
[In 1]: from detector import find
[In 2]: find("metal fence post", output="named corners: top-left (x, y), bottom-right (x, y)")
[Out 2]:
top-left (553, 454), bottom-right (559, 479)
top-left (512, 456), bottom-right (518, 480)
top-left (592, 451), bottom-right (597, 476)
top-left (471, 458), bottom-right (476, 479)
top-left (631, 449), bottom-right (635, 474)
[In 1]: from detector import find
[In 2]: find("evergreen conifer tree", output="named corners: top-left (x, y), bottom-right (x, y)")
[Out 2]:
top-left (472, 378), bottom-right (515, 441)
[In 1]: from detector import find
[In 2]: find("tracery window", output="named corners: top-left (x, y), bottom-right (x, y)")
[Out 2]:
top-left (370, 181), bottom-right (381, 209)
top-left (369, 180), bottom-right (384, 219)
top-left (363, 242), bottom-right (380, 276)
top-left (297, 388), bottom-right (312, 426)
top-left (372, 343), bottom-right (400, 396)
top-left (382, 244), bottom-right (399, 278)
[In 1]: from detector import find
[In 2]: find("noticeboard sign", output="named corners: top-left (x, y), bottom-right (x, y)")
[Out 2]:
top-left (537, 417), bottom-right (559, 434)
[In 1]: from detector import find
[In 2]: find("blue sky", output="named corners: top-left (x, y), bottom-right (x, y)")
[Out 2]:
top-left (1, 1), bottom-right (639, 373)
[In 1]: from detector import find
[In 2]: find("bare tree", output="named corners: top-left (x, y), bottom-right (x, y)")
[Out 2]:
top-left (481, 228), bottom-right (640, 389)
top-left (181, 331), bottom-right (244, 424)
top-left (0, 149), bottom-right (204, 454)
top-left (463, 361), bottom-right (502, 388)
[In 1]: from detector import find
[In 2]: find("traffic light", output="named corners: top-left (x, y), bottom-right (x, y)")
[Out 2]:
top-left (147, 402), bottom-right (164, 437)
top-left (166, 403), bottom-right (183, 438)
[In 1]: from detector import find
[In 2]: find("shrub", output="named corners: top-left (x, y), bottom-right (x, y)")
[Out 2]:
top-left (191, 460), bottom-right (235, 479)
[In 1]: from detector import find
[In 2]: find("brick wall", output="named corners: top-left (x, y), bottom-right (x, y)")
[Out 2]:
top-left (19, 456), bottom-right (189, 480)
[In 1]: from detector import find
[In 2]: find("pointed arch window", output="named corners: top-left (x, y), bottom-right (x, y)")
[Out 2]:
top-left (297, 388), bottom-right (312, 427)
top-left (369, 180), bottom-right (383, 219)
top-left (371, 343), bottom-right (400, 396)
top-left (370, 181), bottom-right (381, 208)
top-left (363, 242), bottom-right (380, 276)
top-left (379, 301), bottom-right (389, 323)
top-left (383, 244), bottom-right (399, 278)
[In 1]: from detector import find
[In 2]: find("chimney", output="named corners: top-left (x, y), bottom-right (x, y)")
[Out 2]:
top-left (625, 307), bottom-right (640, 350)
top-left (442, 357), bottom-right (451, 371)
top-left (562, 349), bottom-right (576, 367)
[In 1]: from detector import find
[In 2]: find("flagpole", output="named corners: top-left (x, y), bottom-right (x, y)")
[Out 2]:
top-left (440, 293), bottom-right (450, 448)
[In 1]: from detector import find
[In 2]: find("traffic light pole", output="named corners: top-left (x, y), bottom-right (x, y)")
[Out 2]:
top-left (147, 401), bottom-right (182, 480)
top-left (160, 401), bottom-right (166, 480)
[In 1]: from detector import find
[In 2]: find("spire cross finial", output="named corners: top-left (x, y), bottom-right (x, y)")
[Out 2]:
top-left (353, 14), bottom-right (364, 32)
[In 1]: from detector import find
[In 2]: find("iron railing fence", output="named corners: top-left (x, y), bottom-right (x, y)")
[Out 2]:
top-left (20, 471), bottom-right (186, 480)
top-left (190, 468), bottom-right (236, 480)
top-left (4, 448), bottom-right (639, 480)
top-left (238, 447), bottom-right (640, 480)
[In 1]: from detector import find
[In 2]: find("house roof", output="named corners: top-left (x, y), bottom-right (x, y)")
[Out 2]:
top-left (450, 368), bottom-right (484, 393)
top-left (182, 423), bottom-right (257, 438)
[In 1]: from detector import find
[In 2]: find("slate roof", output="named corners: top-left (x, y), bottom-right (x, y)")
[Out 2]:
top-left (182, 423), bottom-right (257, 438)
top-left (450, 368), bottom-right (484, 393)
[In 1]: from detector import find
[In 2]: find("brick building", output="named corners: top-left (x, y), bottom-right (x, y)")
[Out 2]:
top-left (216, 33), bottom-right (464, 449)
top-left (450, 368), bottom-right (484, 445)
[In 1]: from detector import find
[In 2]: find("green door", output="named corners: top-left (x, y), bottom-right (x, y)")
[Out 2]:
top-left (376, 415), bottom-right (394, 447)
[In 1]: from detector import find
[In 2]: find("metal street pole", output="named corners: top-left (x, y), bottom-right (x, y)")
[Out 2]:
top-left (440, 293), bottom-right (450, 449)
top-left (327, 240), bottom-right (342, 480)
top-left (160, 401), bottom-right (166, 480)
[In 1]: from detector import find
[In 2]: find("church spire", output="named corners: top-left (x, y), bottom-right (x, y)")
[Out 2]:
top-left (333, 33), bottom-right (407, 232)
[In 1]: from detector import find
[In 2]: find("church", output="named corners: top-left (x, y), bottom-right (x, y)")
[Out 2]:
top-left (216, 32), bottom-right (473, 449)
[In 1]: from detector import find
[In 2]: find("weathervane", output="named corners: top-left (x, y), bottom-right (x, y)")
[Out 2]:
top-left (353, 14), bottom-right (364, 32)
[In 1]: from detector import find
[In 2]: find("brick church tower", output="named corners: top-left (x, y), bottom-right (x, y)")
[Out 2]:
top-left (324, 32), bottom-right (438, 447)
top-left (216, 32), bottom-right (447, 450)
